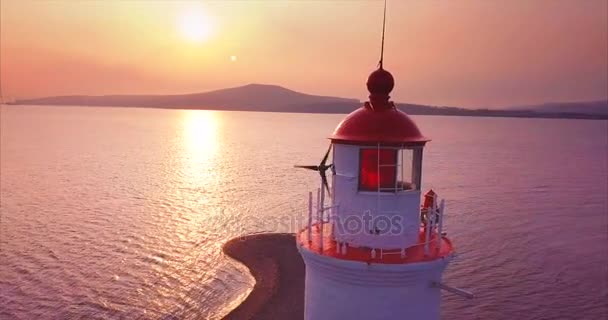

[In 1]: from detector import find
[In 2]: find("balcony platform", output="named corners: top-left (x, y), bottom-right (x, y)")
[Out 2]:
top-left (297, 223), bottom-right (454, 264)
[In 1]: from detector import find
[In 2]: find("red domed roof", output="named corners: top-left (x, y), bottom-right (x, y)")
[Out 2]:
top-left (330, 103), bottom-right (428, 146)
top-left (330, 67), bottom-right (429, 146)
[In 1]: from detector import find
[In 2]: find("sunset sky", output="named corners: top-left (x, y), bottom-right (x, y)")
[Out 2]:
top-left (1, 0), bottom-right (606, 108)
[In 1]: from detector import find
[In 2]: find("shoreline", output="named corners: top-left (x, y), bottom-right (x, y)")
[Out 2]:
top-left (222, 233), bottom-right (304, 320)
top-left (4, 104), bottom-right (607, 121)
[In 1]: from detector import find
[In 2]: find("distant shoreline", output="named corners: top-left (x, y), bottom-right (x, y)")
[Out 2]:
top-left (4, 103), bottom-right (607, 120)
top-left (5, 83), bottom-right (606, 120)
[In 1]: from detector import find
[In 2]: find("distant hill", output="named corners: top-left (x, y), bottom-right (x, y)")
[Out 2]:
top-left (513, 100), bottom-right (608, 116)
top-left (8, 84), bottom-right (607, 120)
top-left (11, 84), bottom-right (359, 112)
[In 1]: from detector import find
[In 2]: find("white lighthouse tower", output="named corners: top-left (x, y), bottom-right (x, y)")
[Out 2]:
top-left (295, 60), bottom-right (472, 318)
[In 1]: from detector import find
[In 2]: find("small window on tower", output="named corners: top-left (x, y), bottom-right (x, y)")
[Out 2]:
top-left (359, 148), bottom-right (397, 191)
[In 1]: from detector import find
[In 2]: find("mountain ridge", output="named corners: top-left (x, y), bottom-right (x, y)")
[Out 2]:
top-left (7, 84), bottom-right (607, 120)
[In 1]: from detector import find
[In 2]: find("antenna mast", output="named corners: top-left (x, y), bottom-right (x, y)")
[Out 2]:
top-left (379, 0), bottom-right (387, 69)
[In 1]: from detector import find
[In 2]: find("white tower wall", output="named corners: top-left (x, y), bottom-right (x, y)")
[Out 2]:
top-left (332, 143), bottom-right (421, 249)
top-left (299, 247), bottom-right (450, 320)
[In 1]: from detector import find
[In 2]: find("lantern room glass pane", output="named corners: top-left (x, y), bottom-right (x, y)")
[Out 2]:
top-left (359, 148), bottom-right (397, 191)
top-left (397, 149), bottom-right (418, 190)
top-left (412, 148), bottom-right (423, 190)
top-left (399, 149), bottom-right (413, 188)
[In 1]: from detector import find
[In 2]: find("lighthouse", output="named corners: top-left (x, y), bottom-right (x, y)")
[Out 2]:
top-left (295, 62), bottom-right (473, 319)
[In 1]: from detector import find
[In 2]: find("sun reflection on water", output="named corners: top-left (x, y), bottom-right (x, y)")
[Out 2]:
top-left (181, 110), bottom-right (220, 165)
top-left (168, 111), bottom-right (227, 306)
top-left (176, 110), bottom-right (223, 233)
top-left (146, 110), bottom-right (250, 320)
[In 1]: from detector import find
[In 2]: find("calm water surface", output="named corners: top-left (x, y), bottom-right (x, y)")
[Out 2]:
top-left (1, 106), bottom-right (607, 319)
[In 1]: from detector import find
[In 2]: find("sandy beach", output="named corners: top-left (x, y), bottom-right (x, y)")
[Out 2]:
top-left (222, 233), bottom-right (304, 320)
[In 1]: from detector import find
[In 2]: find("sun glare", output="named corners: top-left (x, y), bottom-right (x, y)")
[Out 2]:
top-left (177, 9), bottom-right (213, 43)
top-left (182, 110), bottom-right (219, 158)
top-left (181, 110), bottom-right (220, 185)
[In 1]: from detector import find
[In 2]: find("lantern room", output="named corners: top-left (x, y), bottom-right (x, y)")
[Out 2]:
top-left (329, 67), bottom-right (429, 250)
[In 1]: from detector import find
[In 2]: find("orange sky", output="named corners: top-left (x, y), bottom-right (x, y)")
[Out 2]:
top-left (1, 0), bottom-right (607, 108)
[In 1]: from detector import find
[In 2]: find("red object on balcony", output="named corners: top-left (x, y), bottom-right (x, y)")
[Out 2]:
top-left (423, 189), bottom-right (436, 208)
top-left (359, 148), bottom-right (397, 191)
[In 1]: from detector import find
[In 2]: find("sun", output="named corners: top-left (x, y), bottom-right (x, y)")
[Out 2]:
top-left (177, 9), bottom-right (213, 43)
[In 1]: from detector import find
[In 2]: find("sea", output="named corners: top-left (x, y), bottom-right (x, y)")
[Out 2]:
top-left (1, 105), bottom-right (607, 320)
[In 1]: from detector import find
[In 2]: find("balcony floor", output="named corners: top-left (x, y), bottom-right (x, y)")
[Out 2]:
top-left (297, 223), bottom-right (453, 264)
